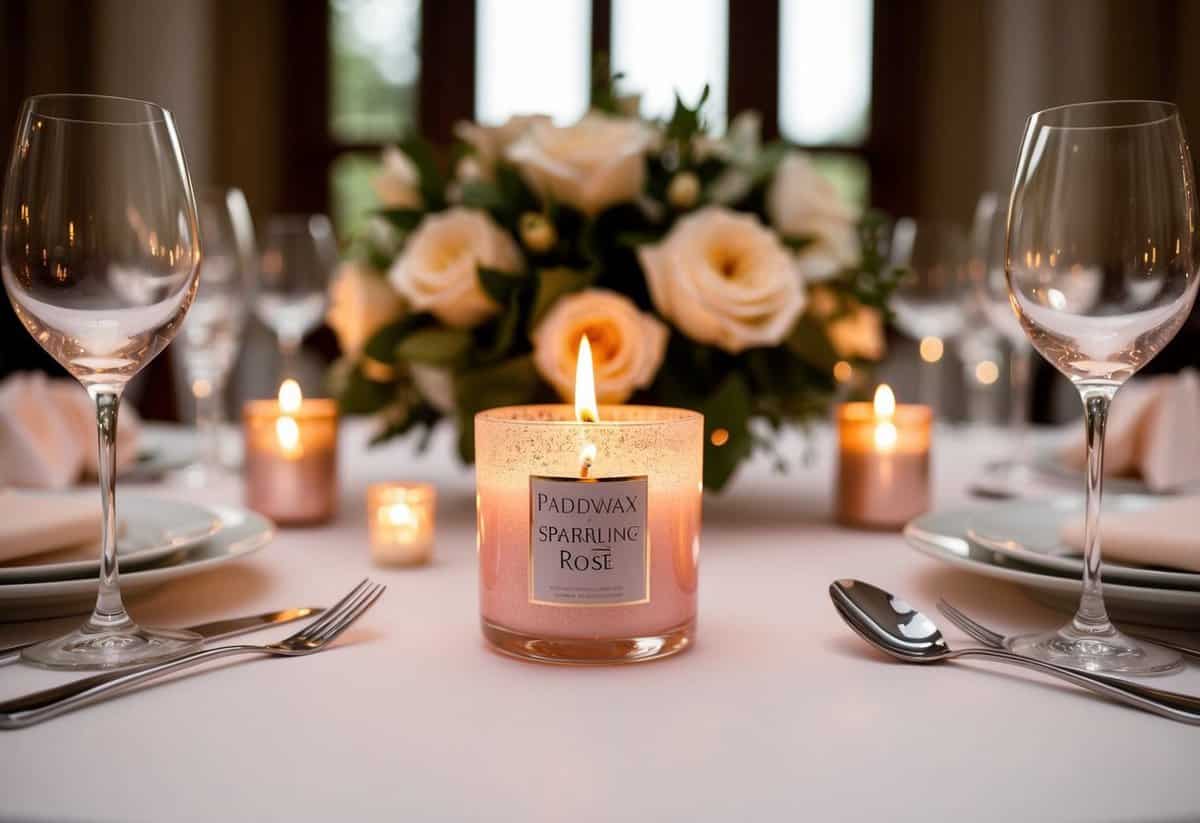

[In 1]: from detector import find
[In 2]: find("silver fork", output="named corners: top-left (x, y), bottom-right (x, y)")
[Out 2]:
top-left (937, 598), bottom-right (1200, 661)
top-left (0, 579), bottom-right (385, 729)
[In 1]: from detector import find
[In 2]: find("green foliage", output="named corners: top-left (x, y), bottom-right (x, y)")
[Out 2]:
top-left (333, 94), bottom-right (899, 494)
top-left (452, 356), bottom-right (545, 461)
top-left (394, 327), bottom-right (472, 366)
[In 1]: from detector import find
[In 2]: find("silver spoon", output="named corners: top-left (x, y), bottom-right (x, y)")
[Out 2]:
top-left (829, 579), bottom-right (1200, 725)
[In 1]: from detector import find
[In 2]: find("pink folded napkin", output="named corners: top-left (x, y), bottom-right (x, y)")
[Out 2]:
top-left (1059, 369), bottom-right (1200, 492)
top-left (0, 372), bottom-right (141, 489)
top-left (0, 490), bottom-right (102, 563)
top-left (1060, 496), bottom-right (1200, 573)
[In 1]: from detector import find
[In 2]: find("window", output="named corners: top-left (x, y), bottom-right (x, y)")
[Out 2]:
top-left (313, 0), bottom-right (880, 232)
top-left (611, 0), bottom-right (728, 130)
top-left (475, 0), bottom-right (590, 126)
top-left (328, 0), bottom-right (421, 236)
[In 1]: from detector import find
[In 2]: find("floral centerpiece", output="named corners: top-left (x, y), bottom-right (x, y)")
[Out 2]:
top-left (327, 84), bottom-right (895, 491)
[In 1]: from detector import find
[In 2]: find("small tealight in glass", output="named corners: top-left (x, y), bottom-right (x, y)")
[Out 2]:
top-left (367, 482), bottom-right (436, 566)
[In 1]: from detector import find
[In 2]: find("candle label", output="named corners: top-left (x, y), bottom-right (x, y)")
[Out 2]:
top-left (529, 475), bottom-right (649, 606)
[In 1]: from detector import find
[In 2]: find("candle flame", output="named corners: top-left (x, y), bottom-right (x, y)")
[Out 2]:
top-left (873, 384), bottom-right (897, 452)
top-left (279, 379), bottom-right (303, 414)
top-left (873, 384), bottom-right (895, 419)
top-left (276, 415), bottom-right (301, 454)
top-left (574, 335), bottom-right (598, 423)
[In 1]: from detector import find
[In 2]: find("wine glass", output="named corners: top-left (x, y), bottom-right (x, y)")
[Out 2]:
top-left (255, 214), bottom-right (336, 377)
top-left (1006, 100), bottom-right (1199, 674)
top-left (969, 191), bottom-right (1036, 491)
top-left (173, 187), bottom-right (256, 485)
top-left (0, 94), bottom-right (202, 669)
top-left (889, 218), bottom-right (970, 409)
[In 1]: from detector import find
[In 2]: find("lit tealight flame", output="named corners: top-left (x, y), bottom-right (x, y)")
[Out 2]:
top-left (279, 379), bottom-right (303, 414)
top-left (873, 384), bottom-right (898, 452)
top-left (574, 335), bottom-right (598, 423)
top-left (276, 379), bottom-right (304, 456)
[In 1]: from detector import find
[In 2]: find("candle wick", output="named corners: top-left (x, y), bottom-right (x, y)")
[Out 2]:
top-left (580, 458), bottom-right (592, 479)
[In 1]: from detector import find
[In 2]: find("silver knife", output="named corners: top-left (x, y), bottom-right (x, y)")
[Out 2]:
top-left (0, 607), bottom-right (324, 666)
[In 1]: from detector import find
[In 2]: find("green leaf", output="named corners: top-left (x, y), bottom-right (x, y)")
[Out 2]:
top-left (665, 85), bottom-right (711, 144)
top-left (452, 356), bottom-right (544, 462)
top-left (478, 294), bottom-right (523, 363)
top-left (529, 267), bottom-right (590, 329)
top-left (377, 207), bottom-right (425, 233)
top-left (362, 315), bottom-right (425, 364)
top-left (780, 234), bottom-right (817, 253)
top-left (477, 266), bottom-right (528, 304)
top-left (337, 364), bottom-right (396, 415)
top-left (699, 372), bottom-right (754, 492)
top-left (459, 180), bottom-right (505, 212)
top-left (786, 314), bottom-right (840, 371)
top-left (395, 327), bottom-right (473, 366)
top-left (398, 135), bottom-right (445, 210)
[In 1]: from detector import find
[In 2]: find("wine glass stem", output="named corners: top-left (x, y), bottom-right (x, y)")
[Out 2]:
top-left (87, 387), bottom-right (131, 629)
top-left (1075, 387), bottom-right (1115, 634)
top-left (1009, 346), bottom-right (1032, 460)
top-left (195, 380), bottom-right (223, 475)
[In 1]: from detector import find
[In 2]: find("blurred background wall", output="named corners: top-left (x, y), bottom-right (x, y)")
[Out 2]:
top-left (0, 0), bottom-right (1197, 422)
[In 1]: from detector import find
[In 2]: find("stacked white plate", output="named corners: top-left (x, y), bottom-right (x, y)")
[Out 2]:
top-left (0, 493), bottom-right (273, 621)
top-left (905, 495), bottom-right (1200, 629)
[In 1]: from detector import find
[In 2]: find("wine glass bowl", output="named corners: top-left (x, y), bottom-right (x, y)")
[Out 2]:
top-left (0, 94), bottom-right (202, 669)
top-left (174, 186), bottom-right (256, 484)
top-left (1005, 99), bottom-right (1199, 674)
top-left (255, 214), bottom-right (336, 363)
top-left (3, 96), bottom-right (200, 390)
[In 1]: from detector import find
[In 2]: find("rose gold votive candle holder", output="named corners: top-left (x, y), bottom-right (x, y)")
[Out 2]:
top-left (243, 380), bottom-right (339, 526)
top-left (367, 482), bottom-right (436, 566)
top-left (476, 405), bottom-right (703, 665)
top-left (835, 385), bottom-right (932, 530)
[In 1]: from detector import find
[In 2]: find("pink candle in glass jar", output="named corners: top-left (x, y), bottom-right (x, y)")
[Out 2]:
top-left (475, 354), bottom-right (702, 664)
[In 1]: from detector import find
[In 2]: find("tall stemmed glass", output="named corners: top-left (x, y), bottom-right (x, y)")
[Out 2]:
top-left (174, 187), bottom-right (256, 484)
top-left (0, 94), bottom-right (202, 669)
top-left (255, 214), bottom-right (336, 378)
top-left (971, 191), bottom-right (1035, 490)
top-left (1006, 100), bottom-right (1199, 674)
top-left (889, 218), bottom-right (969, 410)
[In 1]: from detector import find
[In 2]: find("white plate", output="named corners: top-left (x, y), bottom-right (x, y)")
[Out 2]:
top-left (0, 494), bottom-right (221, 584)
top-left (905, 502), bottom-right (1200, 628)
top-left (0, 504), bottom-right (274, 621)
top-left (964, 495), bottom-right (1200, 590)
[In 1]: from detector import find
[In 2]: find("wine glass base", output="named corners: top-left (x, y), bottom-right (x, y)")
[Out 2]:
top-left (1007, 625), bottom-right (1182, 676)
top-left (20, 624), bottom-right (202, 671)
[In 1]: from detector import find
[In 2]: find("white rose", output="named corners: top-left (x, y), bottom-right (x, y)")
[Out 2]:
top-left (532, 289), bottom-right (667, 404)
top-left (506, 114), bottom-right (657, 216)
top-left (638, 207), bottom-right (805, 354)
top-left (455, 114), bottom-right (551, 175)
top-left (373, 146), bottom-right (423, 209)
top-left (767, 151), bottom-right (860, 280)
top-left (326, 261), bottom-right (404, 357)
top-left (388, 208), bottom-right (523, 329)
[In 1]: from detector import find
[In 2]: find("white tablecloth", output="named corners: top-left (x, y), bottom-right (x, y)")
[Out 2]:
top-left (1, 422), bottom-right (1197, 823)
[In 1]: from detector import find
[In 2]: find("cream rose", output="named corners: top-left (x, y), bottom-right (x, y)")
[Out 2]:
top-left (505, 114), bottom-right (657, 216)
top-left (326, 261), bottom-right (404, 357)
top-left (638, 208), bottom-right (805, 353)
top-left (373, 146), bottom-right (423, 209)
top-left (532, 289), bottom-right (667, 404)
top-left (388, 209), bottom-right (522, 329)
top-left (455, 114), bottom-right (550, 175)
top-left (767, 151), bottom-right (860, 280)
